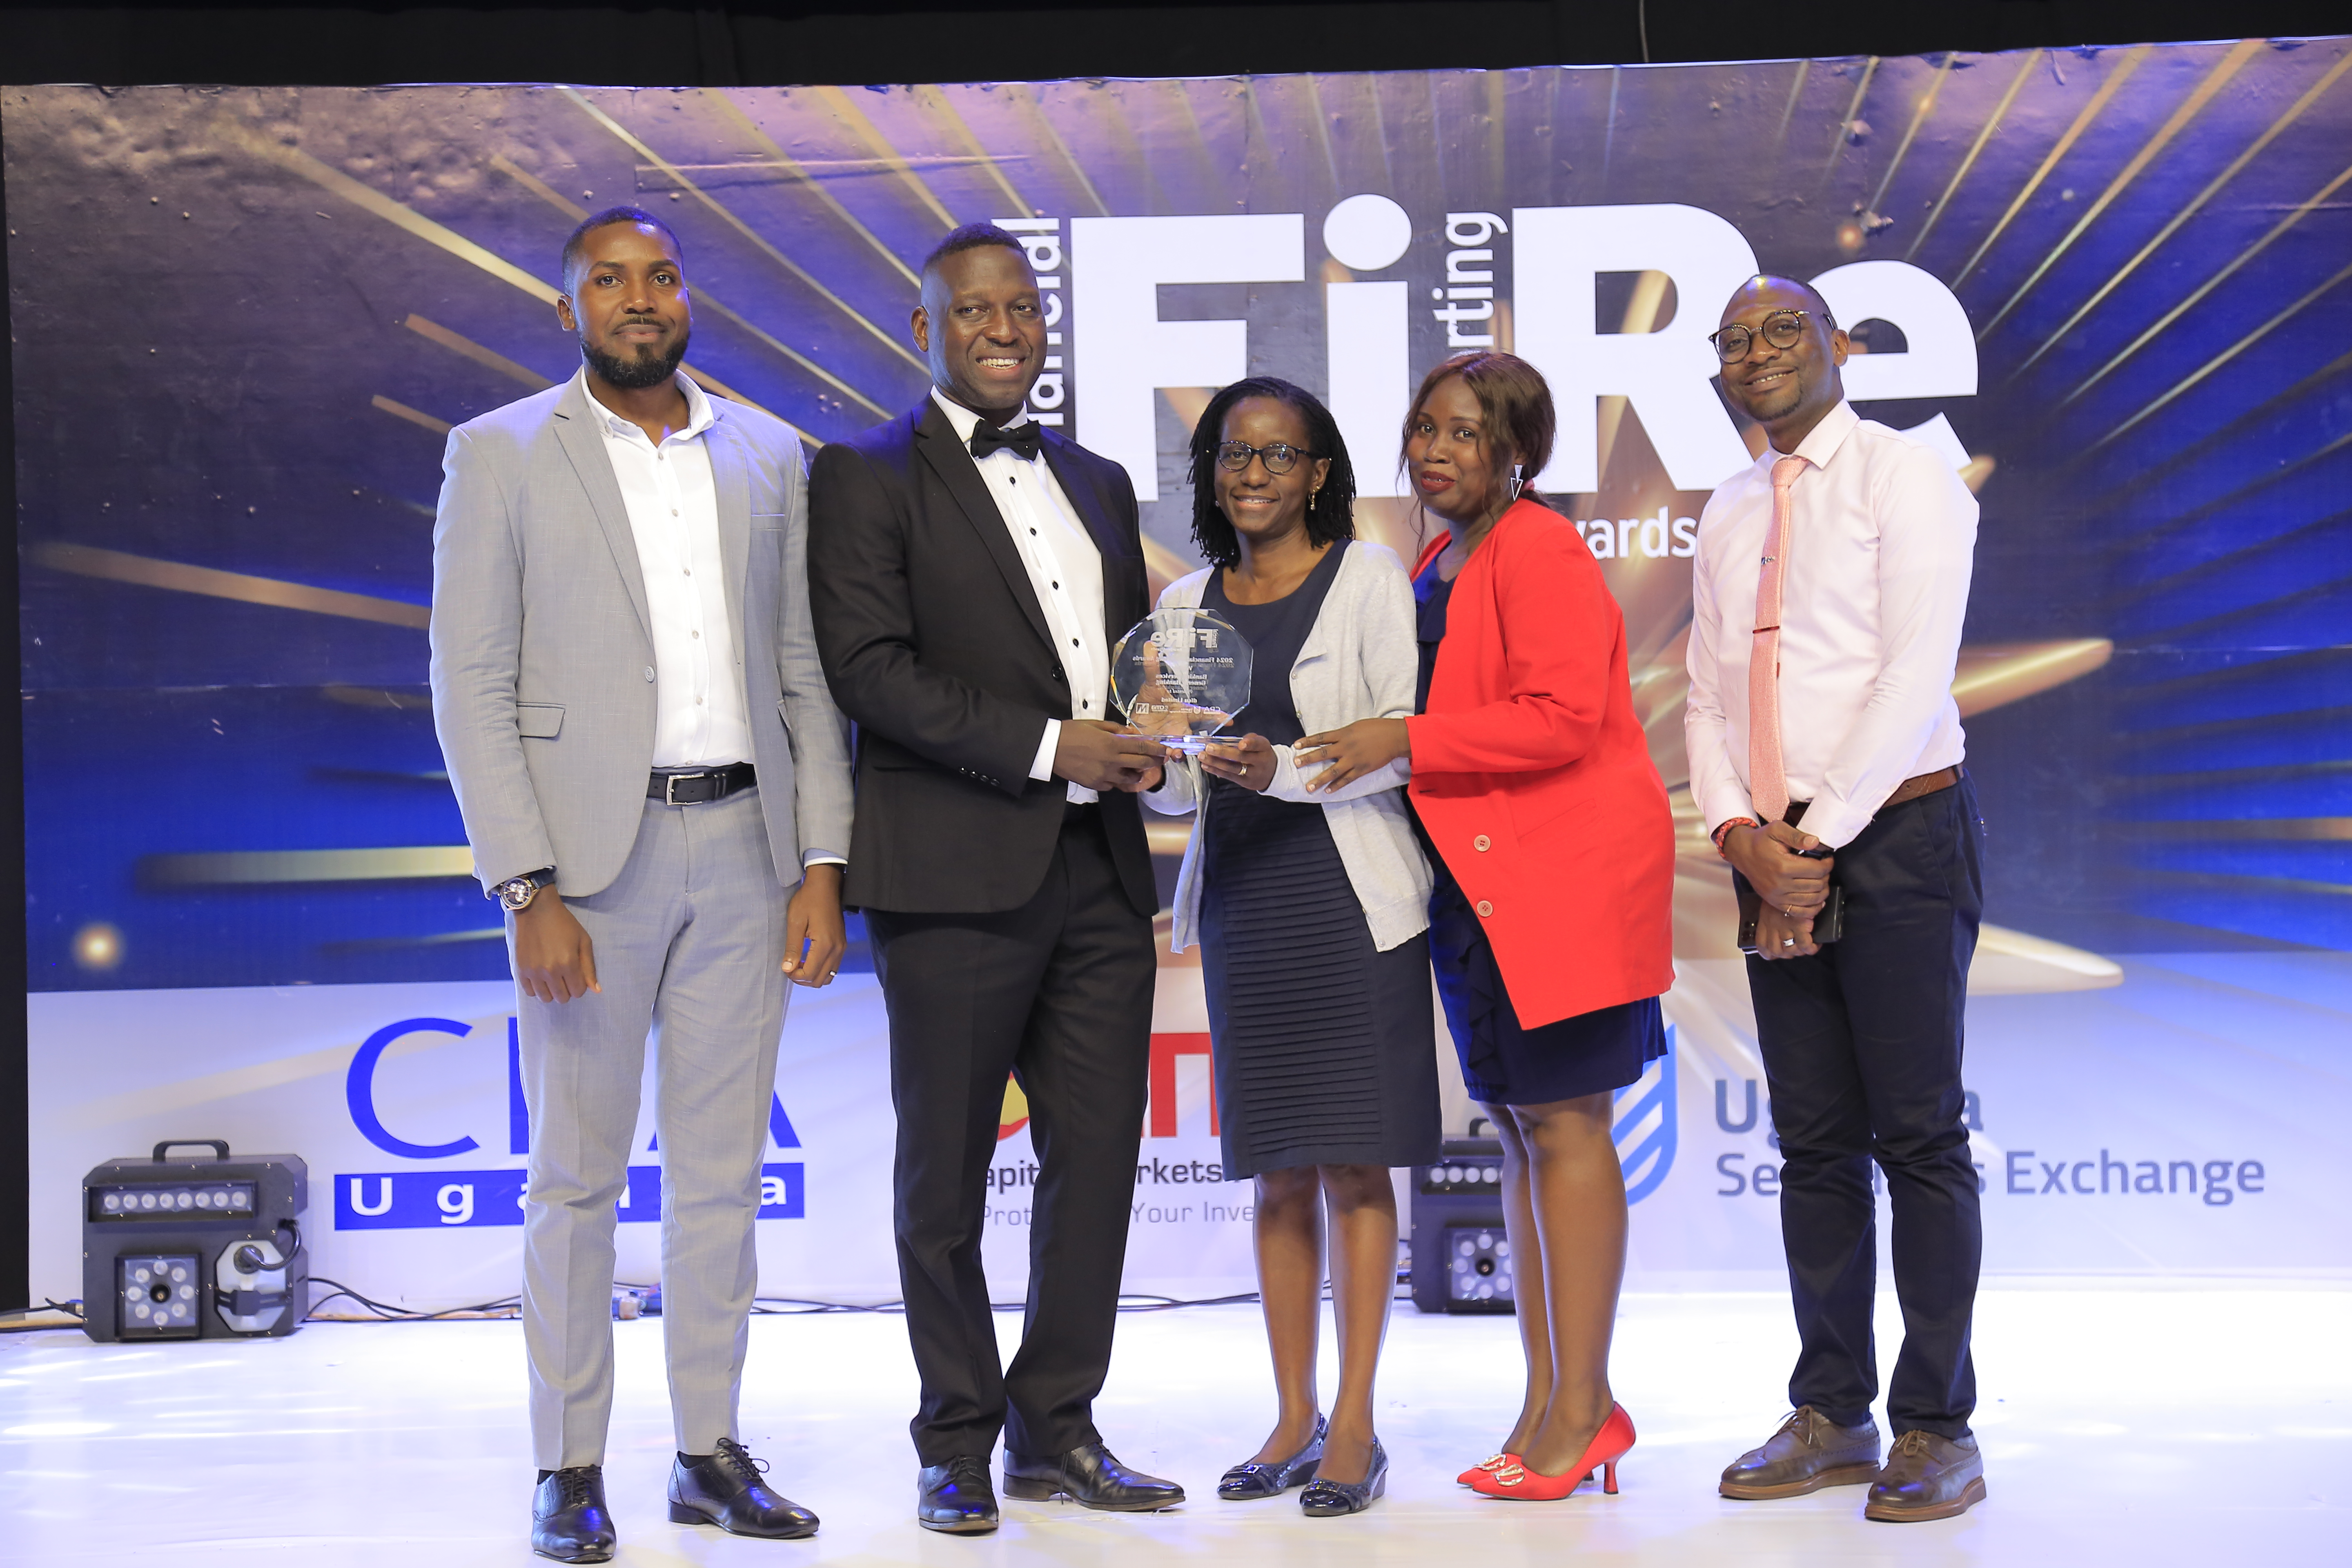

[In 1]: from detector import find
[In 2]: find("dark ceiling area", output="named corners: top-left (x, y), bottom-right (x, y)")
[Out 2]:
top-left (1, 1), bottom-right (2342, 87)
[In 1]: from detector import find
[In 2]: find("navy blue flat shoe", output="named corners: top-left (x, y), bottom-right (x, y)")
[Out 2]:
top-left (1217, 1415), bottom-right (1326, 1501)
top-left (1300, 1437), bottom-right (1387, 1517)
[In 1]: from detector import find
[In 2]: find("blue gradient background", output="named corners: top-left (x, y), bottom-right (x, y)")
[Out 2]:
top-left (8, 41), bottom-right (2349, 989)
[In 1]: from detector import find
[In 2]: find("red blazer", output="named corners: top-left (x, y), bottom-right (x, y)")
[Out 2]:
top-left (1407, 499), bottom-right (1675, 1028)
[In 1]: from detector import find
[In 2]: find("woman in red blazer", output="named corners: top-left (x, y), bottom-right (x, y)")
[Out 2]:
top-left (1300, 352), bottom-right (1674, 1502)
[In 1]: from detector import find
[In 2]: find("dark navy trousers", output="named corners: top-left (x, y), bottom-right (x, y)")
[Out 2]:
top-left (1747, 774), bottom-right (1985, 1440)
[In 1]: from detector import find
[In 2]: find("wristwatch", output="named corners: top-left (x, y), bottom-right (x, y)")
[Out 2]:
top-left (489, 869), bottom-right (555, 913)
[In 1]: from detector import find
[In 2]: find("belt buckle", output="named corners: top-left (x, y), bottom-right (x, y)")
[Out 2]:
top-left (664, 772), bottom-right (703, 806)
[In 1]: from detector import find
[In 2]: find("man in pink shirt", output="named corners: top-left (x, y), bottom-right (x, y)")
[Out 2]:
top-left (1686, 276), bottom-right (1986, 1523)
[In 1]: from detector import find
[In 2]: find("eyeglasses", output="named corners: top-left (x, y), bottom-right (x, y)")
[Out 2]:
top-left (1706, 309), bottom-right (1812, 363)
top-left (1214, 440), bottom-right (1320, 475)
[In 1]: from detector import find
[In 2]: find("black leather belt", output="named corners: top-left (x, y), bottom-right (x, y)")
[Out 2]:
top-left (649, 762), bottom-right (756, 805)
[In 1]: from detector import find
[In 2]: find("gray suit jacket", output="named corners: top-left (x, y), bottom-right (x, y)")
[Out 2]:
top-left (429, 375), bottom-right (853, 899)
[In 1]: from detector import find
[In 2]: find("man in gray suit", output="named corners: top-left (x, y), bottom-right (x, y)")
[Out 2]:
top-left (430, 207), bottom-right (853, 1564)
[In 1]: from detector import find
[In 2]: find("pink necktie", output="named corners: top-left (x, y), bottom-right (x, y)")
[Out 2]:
top-left (1748, 456), bottom-right (1809, 825)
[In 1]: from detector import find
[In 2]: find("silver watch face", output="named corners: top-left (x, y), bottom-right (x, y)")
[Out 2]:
top-left (498, 878), bottom-right (538, 912)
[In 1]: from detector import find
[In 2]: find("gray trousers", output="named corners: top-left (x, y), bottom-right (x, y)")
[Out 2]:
top-left (514, 786), bottom-right (793, 1470)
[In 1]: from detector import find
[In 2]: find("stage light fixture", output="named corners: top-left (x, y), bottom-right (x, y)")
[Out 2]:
top-left (82, 1140), bottom-right (310, 1343)
top-left (1409, 1135), bottom-right (1513, 1315)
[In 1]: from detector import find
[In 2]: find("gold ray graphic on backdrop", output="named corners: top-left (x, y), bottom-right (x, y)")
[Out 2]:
top-left (35, 543), bottom-right (432, 630)
top-left (2089, 259), bottom-right (2352, 448)
top-left (700, 90), bottom-right (925, 287)
top-left (1866, 52), bottom-right (1956, 220)
top-left (810, 86), bottom-right (962, 232)
top-left (910, 85), bottom-right (1040, 219)
top-left (1952, 639), bottom-right (2114, 716)
top-left (145, 847), bottom-right (475, 886)
top-left (2063, 160), bottom-right (2352, 413)
top-left (403, 314), bottom-right (555, 390)
top-left (1977, 39), bottom-right (2262, 342)
top-left (1907, 50), bottom-right (2041, 263)
top-left (1815, 56), bottom-right (1880, 199)
top-left (2011, 47), bottom-right (2352, 380)
top-left (1952, 46), bottom-right (2149, 288)
top-left (371, 394), bottom-right (452, 437)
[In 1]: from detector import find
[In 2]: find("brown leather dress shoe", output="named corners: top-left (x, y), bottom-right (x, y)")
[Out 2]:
top-left (1719, 1406), bottom-right (1882, 1499)
top-left (1865, 1429), bottom-right (1984, 1521)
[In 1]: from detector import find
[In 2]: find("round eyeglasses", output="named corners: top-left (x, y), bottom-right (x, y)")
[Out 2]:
top-left (1706, 309), bottom-right (1812, 364)
top-left (1214, 439), bottom-right (1321, 475)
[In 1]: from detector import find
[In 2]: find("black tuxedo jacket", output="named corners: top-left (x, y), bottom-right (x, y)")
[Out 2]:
top-left (807, 397), bottom-right (1156, 916)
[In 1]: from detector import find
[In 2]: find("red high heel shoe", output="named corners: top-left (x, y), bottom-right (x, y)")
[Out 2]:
top-left (1456, 1454), bottom-right (1509, 1487)
top-left (1470, 1404), bottom-right (1636, 1500)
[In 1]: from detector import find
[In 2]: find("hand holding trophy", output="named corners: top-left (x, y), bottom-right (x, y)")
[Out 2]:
top-left (1111, 607), bottom-right (1253, 754)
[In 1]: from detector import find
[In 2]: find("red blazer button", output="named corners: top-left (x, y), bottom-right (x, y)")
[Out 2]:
top-left (1475, 900), bottom-right (1494, 918)
top-left (1473, 834), bottom-right (1492, 851)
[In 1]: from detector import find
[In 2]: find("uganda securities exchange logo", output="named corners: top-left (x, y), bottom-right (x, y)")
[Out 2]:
top-left (1613, 1027), bottom-right (1676, 1204)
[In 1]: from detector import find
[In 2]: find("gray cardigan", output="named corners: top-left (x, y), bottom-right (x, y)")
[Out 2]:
top-left (1145, 539), bottom-right (1433, 952)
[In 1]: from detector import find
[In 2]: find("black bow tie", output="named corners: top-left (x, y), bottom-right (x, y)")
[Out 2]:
top-left (969, 421), bottom-right (1041, 461)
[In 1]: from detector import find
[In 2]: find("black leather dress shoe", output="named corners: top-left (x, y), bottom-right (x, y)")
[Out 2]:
top-left (1003, 1441), bottom-right (1185, 1512)
top-left (667, 1438), bottom-right (820, 1539)
top-left (532, 1466), bottom-right (616, 1564)
top-left (918, 1455), bottom-right (1000, 1534)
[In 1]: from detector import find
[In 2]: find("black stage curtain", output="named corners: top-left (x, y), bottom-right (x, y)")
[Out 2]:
top-left (3, 2), bottom-right (2345, 89)
top-left (0, 0), bottom-right (2340, 1312)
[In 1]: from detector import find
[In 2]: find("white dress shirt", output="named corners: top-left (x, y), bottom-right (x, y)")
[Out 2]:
top-left (583, 369), bottom-right (754, 771)
top-left (929, 388), bottom-right (1109, 805)
top-left (1685, 400), bottom-right (1978, 850)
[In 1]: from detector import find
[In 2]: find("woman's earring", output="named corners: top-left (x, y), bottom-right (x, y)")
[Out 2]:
top-left (1506, 463), bottom-right (1525, 500)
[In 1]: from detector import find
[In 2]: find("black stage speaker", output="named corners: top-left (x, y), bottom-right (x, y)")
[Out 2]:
top-left (81, 1140), bottom-right (310, 1342)
top-left (1409, 1135), bottom-right (1516, 1314)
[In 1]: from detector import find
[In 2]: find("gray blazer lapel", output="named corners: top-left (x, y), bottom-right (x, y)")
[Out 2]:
top-left (550, 379), bottom-right (652, 639)
top-left (707, 414), bottom-right (752, 650)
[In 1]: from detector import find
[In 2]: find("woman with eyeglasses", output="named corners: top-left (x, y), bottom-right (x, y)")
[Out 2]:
top-left (1300, 352), bottom-right (1675, 1502)
top-left (1144, 376), bottom-right (1437, 1517)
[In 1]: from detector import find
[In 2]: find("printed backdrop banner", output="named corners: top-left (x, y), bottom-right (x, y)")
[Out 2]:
top-left (10, 42), bottom-right (2352, 1304)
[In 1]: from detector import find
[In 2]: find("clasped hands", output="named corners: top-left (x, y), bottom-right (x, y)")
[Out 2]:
top-left (1722, 820), bottom-right (1835, 961)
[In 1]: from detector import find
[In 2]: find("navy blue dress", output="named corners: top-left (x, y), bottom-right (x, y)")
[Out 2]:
top-left (1412, 550), bottom-right (1666, 1107)
top-left (1197, 546), bottom-right (1441, 1178)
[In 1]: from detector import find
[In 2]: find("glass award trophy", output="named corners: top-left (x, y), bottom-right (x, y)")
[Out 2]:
top-left (1110, 607), bottom-right (1252, 753)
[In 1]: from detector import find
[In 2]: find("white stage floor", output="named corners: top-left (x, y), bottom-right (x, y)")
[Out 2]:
top-left (2, 1285), bottom-right (2344, 1566)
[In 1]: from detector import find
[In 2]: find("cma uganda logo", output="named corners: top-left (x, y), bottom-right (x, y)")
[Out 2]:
top-left (331, 1016), bottom-right (806, 1232)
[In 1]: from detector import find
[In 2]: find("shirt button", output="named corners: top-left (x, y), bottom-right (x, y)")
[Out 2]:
top-left (691, 630), bottom-right (700, 639)
top-left (1475, 900), bottom-right (1494, 918)
top-left (696, 696), bottom-right (704, 705)
top-left (683, 568), bottom-right (691, 576)
top-left (643, 667), bottom-right (655, 682)
top-left (1070, 638), bottom-right (1079, 646)
top-left (1473, 835), bottom-right (1492, 851)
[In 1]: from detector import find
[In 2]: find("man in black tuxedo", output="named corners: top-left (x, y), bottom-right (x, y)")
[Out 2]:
top-left (807, 224), bottom-right (1179, 1533)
